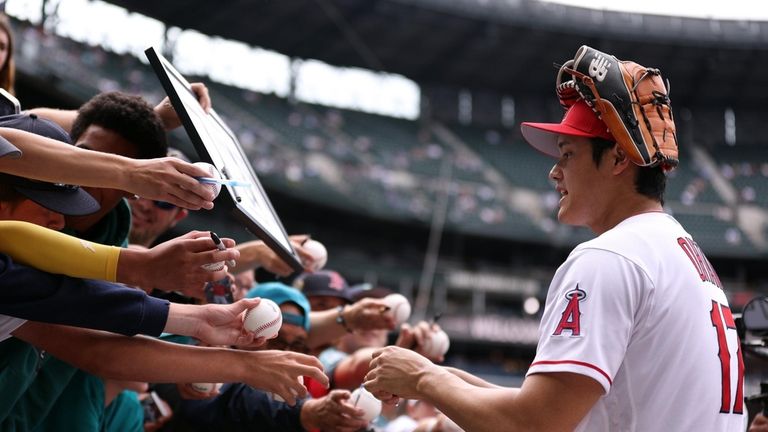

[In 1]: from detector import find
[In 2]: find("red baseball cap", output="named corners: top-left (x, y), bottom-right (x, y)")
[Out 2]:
top-left (521, 100), bottom-right (614, 157)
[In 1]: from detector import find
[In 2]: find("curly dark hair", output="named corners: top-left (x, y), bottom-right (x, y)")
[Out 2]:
top-left (70, 92), bottom-right (167, 159)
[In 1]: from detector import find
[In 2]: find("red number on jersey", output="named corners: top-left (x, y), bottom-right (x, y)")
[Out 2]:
top-left (710, 301), bottom-right (744, 414)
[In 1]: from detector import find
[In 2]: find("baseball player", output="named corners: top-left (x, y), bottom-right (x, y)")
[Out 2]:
top-left (363, 48), bottom-right (745, 431)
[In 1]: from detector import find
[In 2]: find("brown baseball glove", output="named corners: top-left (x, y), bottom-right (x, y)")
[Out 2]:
top-left (556, 45), bottom-right (679, 171)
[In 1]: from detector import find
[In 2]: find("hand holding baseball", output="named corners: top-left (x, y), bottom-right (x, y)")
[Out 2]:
top-left (300, 390), bottom-right (369, 431)
top-left (396, 321), bottom-right (449, 362)
top-left (165, 298), bottom-right (264, 347)
top-left (344, 298), bottom-right (397, 332)
top-left (301, 239), bottom-right (328, 271)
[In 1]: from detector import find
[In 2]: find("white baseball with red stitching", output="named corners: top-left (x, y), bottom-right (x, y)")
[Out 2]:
top-left (243, 299), bottom-right (282, 339)
top-left (194, 162), bottom-right (222, 199)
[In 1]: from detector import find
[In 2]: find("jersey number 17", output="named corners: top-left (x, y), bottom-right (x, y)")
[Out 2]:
top-left (710, 301), bottom-right (744, 415)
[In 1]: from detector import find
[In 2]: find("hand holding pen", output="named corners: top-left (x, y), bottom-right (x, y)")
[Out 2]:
top-left (210, 231), bottom-right (237, 267)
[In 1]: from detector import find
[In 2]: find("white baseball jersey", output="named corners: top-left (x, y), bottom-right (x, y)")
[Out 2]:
top-left (527, 212), bottom-right (745, 431)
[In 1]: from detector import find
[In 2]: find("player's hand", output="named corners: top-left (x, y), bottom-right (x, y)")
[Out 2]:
top-left (300, 390), bottom-right (368, 432)
top-left (345, 298), bottom-right (397, 332)
top-left (130, 231), bottom-right (240, 298)
top-left (154, 82), bottom-right (211, 130)
top-left (364, 346), bottom-right (439, 400)
top-left (750, 413), bottom-right (768, 432)
top-left (125, 157), bottom-right (216, 210)
top-left (244, 350), bottom-right (328, 406)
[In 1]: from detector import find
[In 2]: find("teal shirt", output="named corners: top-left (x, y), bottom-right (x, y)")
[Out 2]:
top-left (104, 390), bottom-right (143, 432)
top-left (62, 198), bottom-right (132, 247)
top-left (33, 369), bottom-right (103, 432)
top-left (1, 356), bottom-right (78, 431)
top-left (0, 338), bottom-right (45, 424)
top-left (31, 370), bottom-right (144, 432)
top-left (1, 200), bottom-right (133, 430)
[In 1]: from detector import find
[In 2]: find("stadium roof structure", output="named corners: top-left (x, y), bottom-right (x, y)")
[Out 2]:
top-left (107, 0), bottom-right (768, 107)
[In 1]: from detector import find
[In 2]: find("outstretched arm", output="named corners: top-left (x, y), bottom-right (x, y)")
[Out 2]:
top-left (364, 346), bottom-right (602, 432)
top-left (307, 298), bottom-right (396, 349)
top-left (232, 235), bottom-right (314, 276)
top-left (0, 129), bottom-right (214, 209)
top-left (13, 322), bottom-right (328, 406)
top-left (0, 222), bottom-right (239, 296)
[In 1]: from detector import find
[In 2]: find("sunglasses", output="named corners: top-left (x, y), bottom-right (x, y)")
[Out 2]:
top-left (153, 201), bottom-right (176, 211)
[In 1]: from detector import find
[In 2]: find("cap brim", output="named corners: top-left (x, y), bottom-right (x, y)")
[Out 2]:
top-left (521, 122), bottom-right (603, 158)
top-left (304, 289), bottom-right (352, 302)
top-left (15, 187), bottom-right (101, 216)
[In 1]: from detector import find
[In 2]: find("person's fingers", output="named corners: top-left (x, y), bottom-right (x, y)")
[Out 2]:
top-left (266, 257), bottom-right (294, 277)
top-left (370, 348), bottom-right (385, 360)
top-left (184, 239), bottom-right (241, 263)
top-left (337, 400), bottom-right (365, 418)
top-left (232, 331), bottom-right (255, 346)
top-left (300, 364), bottom-right (329, 388)
top-left (220, 237), bottom-right (237, 248)
top-left (228, 298), bottom-right (261, 316)
top-left (328, 389), bottom-right (352, 403)
top-left (190, 83), bottom-right (212, 112)
top-left (289, 234), bottom-right (311, 243)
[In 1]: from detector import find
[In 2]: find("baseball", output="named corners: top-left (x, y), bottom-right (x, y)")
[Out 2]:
top-left (194, 161), bottom-right (222, 199)
top-left (302, 239), bottom-right (328, 271)
top-left (421, 329), bottom-right (450, 359)
top-left (191, 382), bottom-right (221, 393)
top-left (383, 293), bottom-right (411, 326)
top-left (351, 387), bottom-right (381, 423)
top-left (243, 298), bottom-right (282, 339)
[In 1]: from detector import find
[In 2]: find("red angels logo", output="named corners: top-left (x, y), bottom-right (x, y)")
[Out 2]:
top-left (327, 271), bottom-right (346, 291)
top-left (553, 285), bottom-right (586, 336)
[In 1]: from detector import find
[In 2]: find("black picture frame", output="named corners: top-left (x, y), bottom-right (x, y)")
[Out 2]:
top-left (145, 47), bottom-right (303, 272)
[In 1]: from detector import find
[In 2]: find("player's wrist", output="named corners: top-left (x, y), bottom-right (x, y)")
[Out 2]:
top-left (415, 364), bottom-right (448, 397)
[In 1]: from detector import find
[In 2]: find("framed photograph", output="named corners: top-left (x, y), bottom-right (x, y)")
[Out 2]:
top-left (145, 47), bottom-right (303, 272)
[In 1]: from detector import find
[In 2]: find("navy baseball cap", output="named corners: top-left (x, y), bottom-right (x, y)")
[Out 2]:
top-left (0, 114), bottom-right (100, 216)
top-left (246, 282), bottom-right (311, 331)
top-left (292, 270), bottom-right (352, 303)
top-left (347, 283), bottom-right (392, 302)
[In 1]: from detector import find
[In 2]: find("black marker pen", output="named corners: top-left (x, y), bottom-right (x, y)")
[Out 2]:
top-left (210, 232), bottom-right (236, 267)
